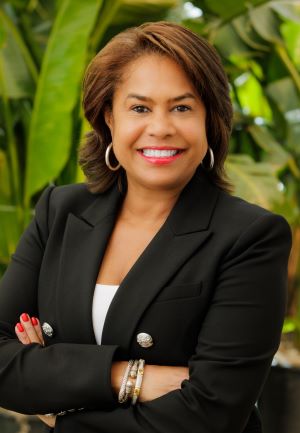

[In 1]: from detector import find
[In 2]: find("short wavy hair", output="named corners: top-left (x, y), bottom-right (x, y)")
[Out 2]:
top-left (79, 20), bottom-right (234, 194)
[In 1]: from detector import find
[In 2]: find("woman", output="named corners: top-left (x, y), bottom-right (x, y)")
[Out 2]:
top-left (0, 21), bottom-right (292, 433)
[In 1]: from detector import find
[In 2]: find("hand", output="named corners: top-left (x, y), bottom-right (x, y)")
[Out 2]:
top-left (111, 361), bottom-right (189, 403)
top-left (139, 364), bottom-right (189, 403)
top-left (15, 313), bottom-right (45, 346)
top-left (15, 313), bottom-right (57, 429)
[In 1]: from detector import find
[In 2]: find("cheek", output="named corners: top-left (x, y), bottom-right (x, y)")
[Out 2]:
top-left (181, 121), bottom-right (207, 148)
top-left (113, 119), bottom-right (144, 150)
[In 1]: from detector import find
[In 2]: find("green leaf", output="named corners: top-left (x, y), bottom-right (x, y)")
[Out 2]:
top-left (270, 0), bottom-right (300, 24)
top-left (235, 73), bottom-right (272, 119)
top-left (25, 0), bottom-right (103, 205)
top-left (0, 9), bottom-right (36, 98)
top-left (92, 0), bottom-right (178, 50)
top-left (0, 149), bottom-right (10, 200)
top-left (0, 202), bottom-right (27, 266)
top-left (214, 23), bottom-right (253, 58)
top-left (281, 20), bottom-right (300, 68)
top-left (266, 77), bottom-right (300, 164)
top-left (226, 153), bottom-right (284, 208)
top-left (196, 0), bottom-right (268, 21)
top-left (275, 43), bottom-right (300, 92)
top-left (0, 147), bottom-right (27, 266)
top-left (232, 14), bottom-right (269, 51)
top-left (266, 76), bottom-right (299, 113)
top-left (249, 4), bottom-right (283, 44)
top-left (248, 124), bottom-right (292, 169)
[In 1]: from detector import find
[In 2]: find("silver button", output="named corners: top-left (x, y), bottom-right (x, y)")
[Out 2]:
top-left (137, 332), bottom-right (154, 348)
top-left (42, 322), bottom-right (54, 337)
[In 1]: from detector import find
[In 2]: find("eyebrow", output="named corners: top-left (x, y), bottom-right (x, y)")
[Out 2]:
top-left (125, 92), bottom-right (196, 102)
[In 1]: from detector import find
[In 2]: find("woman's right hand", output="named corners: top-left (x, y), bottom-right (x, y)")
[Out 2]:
top-left (112, 361), bottom-right (189, 403)
top-left (15, 313), bottom-right (56, 429)
top-left (139, 363), bottom-right (189, 402)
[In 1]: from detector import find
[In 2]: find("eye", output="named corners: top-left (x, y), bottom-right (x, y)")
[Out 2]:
top-left (174, 105), bottom-right (191, 112)
top-left (131, 105), bottom-right (191, 113)
top-left (132, 105), bottom-right (149, 113)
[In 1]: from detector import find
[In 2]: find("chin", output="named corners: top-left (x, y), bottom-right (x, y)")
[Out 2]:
top-left (143, 176), bottom-right (185, 191)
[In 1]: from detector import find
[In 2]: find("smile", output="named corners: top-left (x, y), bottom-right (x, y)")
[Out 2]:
top-left (137, 148), bottom-right (185, 165)
top-left (141, 149), bottom-right (182, 157)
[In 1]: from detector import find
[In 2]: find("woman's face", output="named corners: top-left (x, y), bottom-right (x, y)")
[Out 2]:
top-left (104, 54), bottom-right (208, 192)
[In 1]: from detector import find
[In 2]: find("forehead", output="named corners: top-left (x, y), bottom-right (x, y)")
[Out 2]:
top-left (115, 54), bottom-right (197, 99)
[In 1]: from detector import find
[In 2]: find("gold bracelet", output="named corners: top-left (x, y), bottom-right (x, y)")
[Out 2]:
top-left (131, 359), bottom-right (145, 405)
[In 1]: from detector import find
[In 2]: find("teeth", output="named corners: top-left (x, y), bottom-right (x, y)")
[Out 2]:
top-left (142, 149), bottom-right (179, 157)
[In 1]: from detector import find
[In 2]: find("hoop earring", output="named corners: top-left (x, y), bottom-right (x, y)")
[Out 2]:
top-left (201, 146), bottom-right (214, 171)
top-left (105, 142), bottom-right (121, 171)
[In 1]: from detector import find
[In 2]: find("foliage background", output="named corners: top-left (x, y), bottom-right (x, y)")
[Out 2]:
top-left (0, 0), bottom-right (299, 346)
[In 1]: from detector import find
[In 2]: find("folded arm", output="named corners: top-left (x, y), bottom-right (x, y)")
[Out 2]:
top-left (0, 185), bottom-right (120, 414)
top-left (0, 184), bottom-right (292, 431)
top-left (54, 212), bottom-right (292, 433)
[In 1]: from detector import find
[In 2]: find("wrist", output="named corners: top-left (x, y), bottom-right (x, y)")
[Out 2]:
top-left (111, 361), bottom-right (129, 396)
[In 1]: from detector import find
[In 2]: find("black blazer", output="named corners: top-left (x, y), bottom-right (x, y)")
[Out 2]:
top-left (0, 166), bottom-right (292, 433)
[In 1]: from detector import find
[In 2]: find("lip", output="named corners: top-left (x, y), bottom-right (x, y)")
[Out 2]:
top-left (137, 146), bottom-right (185, 150)
top-left (137, 148), bottom-right (185, 165)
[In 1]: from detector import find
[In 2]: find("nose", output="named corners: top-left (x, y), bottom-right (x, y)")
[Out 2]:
top-left (147, 110), bottom-right (176, 138)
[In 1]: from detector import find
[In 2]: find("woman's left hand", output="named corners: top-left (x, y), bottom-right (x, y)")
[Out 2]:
top-left (15, 313), bottom-right (57, 429)
top-left (15, 313), bottom-right (44, 346)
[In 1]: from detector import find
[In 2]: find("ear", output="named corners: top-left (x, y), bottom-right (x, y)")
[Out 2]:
top-left (104, 105), bottom-right (113, 130)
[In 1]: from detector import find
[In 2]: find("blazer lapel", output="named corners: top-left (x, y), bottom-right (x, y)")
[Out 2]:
top-left (56, 167), bottom-right (220, 349)
top-left (55, 184), bottom-right (124, 344)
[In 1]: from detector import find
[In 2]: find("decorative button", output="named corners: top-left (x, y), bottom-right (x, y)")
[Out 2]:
top-left (137, 332), bottom-right (154, 348)
top-left (42, 322), bottom-right (54, 337)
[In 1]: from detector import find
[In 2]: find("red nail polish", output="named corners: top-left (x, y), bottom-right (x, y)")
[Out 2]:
top-left (31, 317), bottom-right (38, 326)
top-left (17, 323), bottom-right (24, 332)
top-left (21, 313), bottom-right (29, 322)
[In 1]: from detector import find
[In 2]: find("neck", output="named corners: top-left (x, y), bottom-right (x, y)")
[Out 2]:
top-left (119, 180), bottom-right (184, 227)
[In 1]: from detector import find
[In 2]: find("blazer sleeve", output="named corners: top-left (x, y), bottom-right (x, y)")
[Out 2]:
top-left (0, 185), bottom-right (120, 415)
top-left (54, 212), bottom-right (292, 433)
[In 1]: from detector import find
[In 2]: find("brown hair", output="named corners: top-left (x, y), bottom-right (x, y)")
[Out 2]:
top-left (79, 21), bottom-right (234, 194)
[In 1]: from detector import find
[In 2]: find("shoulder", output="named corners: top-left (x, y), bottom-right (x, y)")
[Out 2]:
top-left (49, 182), bottom-right (95, 209)
top-left (213, 188), bottom-right (291, 243)
top-left (36, 182), bottom-right (100, 227)
top-left (215, 189), bottom-right (271, 224)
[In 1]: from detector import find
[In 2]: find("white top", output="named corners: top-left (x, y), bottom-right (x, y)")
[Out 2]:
top-left (92, 283), bottom-right (120, 344)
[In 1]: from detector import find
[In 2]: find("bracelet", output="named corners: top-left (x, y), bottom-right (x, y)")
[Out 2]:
top-left (118, 359), bottom-right (145, 404)
top-left (129, 359), bottom-right (139, 381)
top-left (118, 359), bottom-right (135, 403)
top-left (131, 359), bottom-right (145, 405)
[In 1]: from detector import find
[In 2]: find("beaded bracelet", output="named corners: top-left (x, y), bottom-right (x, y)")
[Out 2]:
top-left (129, 359), bottom-right (139, 381)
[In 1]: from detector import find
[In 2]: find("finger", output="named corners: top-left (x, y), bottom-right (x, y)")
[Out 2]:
top-left (37, 414), bottom-right (56, 428)
top-left (20, 313), bottom-right (41, 344)
top-left (31, 317), bottom-right (45, 346)
top-left (15, 322), bottom-right (31, 345)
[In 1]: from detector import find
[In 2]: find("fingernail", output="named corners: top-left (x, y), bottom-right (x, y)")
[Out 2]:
top-left (21, 313), bottom-right (29, 322)
top-left (31, 317), bottom-right (38, 326)
top-left (17, 323), bottom-right (24, 332)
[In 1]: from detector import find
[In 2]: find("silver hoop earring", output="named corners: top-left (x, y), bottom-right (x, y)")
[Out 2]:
top-left (201, 146), bottom-right (214, 171)
top-left (105, 142), bottom-right (121, 171)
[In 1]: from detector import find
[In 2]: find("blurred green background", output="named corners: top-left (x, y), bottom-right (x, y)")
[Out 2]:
top-left (0, 0), bottom-right (300, 431)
